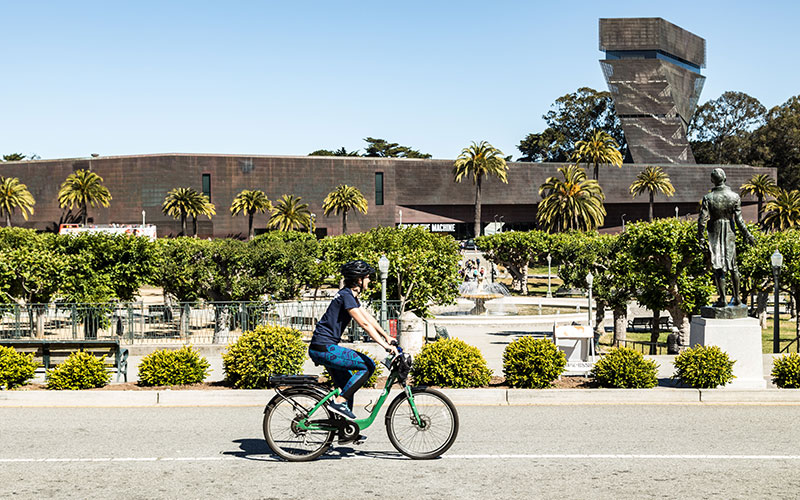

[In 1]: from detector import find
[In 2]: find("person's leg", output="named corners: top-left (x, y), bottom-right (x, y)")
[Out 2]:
top-left (731, 265), bottom-right (742, 306)
top-left (320, 345), bottom-right (375, 405)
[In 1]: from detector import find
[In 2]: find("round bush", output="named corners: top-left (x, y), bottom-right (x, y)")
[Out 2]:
top-left (138, 345), bottom-right (211, 386)
top-left (591, 347), bottom-right (659, 388)
top-left (771, 353), bottom-right (800, 388)
top-left (503, 337), bottom-right (566, 388)
top-left (0, 346), bottom-right (37, 389)
top-left (46, 351), bottom-right (110, 390)
top-left (673, 345), bottom-right (735, 388)
top-left (322, 348), bottom-right (384, 388)
top-left (222, 325), bottom-right (306, 389)
top-left (411, 338), bottom-right (492, 388)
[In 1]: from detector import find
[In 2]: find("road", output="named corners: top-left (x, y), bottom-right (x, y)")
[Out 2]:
top-left (1, 404), bottom-right (799, 499)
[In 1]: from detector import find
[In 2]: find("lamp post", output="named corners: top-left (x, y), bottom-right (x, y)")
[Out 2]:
top-left (398, 209), bottom-right (402, 226)
top-left (586, 271), bottom-right (595, 352)
top-left (675, 206), bottom-right (679, 218)
top-left (141, 210), bottom-right (146, 226)
top-left (772, 249), bottom-right (783, 353)
top-left (546, 253), bottom-right (552, 298)
top-left (309, 213), bottom-right (316, 235)
top-left (621, 214), bottom-right (626, 232)
top-left (378, 255), bottom-right (390, 331)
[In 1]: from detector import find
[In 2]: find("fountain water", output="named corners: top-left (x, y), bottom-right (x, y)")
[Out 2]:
top-left (458, 281), bottom-right (511, 314)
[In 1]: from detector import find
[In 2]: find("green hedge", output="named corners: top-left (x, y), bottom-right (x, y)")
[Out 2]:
top-left (591, 347), bottom-right (659, 388)
top-left (138, 346), bottom-right (211, 386)
top-left (673, 345), bottom-right (735, 388)
top-left (0, 346), bottom-right (37, 389)
top-left (502, 337), bottom-right (565, 388)
top-left (46, 351), bottom-right (110, 390)
top-left (771, 353), bottom-right (800, 388)
top-left (411, 338), bottom-right (491, 388)
top-left (222, 325), bottom-right (306, 389)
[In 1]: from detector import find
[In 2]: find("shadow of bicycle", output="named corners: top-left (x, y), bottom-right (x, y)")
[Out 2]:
top-left (223, 438), bottom-right (412, 461)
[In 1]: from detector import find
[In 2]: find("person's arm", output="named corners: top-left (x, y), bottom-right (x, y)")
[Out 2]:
top-left (697, 197), bottom-right (709, 244)
top-left (733, 196), bottom-right (756, 245)
top-left (348, 307), bottom-right (398, 354)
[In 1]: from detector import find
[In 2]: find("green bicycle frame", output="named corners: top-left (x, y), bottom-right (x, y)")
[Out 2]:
top-left (297, 369), bottom-right (423, 431)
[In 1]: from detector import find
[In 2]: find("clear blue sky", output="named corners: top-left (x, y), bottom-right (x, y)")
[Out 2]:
top-left (2, 0), bottom-right (798, 161)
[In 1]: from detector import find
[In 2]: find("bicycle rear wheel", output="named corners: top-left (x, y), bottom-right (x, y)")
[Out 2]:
top-left (263, 389), bottom-right (335, 462)
top-left (385, 387), bottom-right (459, 459)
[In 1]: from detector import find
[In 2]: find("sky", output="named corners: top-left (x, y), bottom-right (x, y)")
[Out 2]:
top-left (2, 0), bottom-right (799, 161)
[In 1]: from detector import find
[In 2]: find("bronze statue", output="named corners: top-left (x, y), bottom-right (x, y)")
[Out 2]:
top-left (697, 168), bottom-right (755, 307)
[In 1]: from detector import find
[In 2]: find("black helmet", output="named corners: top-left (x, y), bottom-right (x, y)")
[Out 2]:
top-left (340, 260), bottom-right (375, 280)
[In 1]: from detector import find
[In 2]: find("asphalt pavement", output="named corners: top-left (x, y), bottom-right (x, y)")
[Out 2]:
top-left (2, 405), bottom-right (799, 499)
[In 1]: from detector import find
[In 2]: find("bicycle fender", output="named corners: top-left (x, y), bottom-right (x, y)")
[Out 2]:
top-left (263, 385), bottom-right (330, 414)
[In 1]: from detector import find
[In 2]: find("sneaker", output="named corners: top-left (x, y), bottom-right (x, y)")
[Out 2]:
top-left (328, 400), bottom-right (356, 420)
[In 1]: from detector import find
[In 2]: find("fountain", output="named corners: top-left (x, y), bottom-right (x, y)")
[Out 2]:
top-left (458, 281), bottom-right (511, 315)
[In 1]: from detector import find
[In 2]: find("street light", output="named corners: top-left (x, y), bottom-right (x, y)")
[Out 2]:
top-left (398, 209), bottom-right (402, 226)
top-left (378, 255), bottom-right (390, 331)
top-left (141, 210), bottom-right (146, 226)
top-left (675, 206), bottom-right (679, 218)
top-left (772, 249), bottom-right (784, 353)
top-left (621, 214), bottom-right (626, 232)
top-left (546, 253), bottom-right (552, 298)
top-left (309, 213), bottom-right (316, 234)
top-left (586, 271), bottom-right (595, 353)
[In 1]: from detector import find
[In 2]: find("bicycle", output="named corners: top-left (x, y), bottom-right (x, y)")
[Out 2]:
top-left (262, 348), bottom-right (459, 462)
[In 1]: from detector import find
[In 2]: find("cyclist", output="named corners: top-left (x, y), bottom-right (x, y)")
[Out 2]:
top-left (308, 260), bottom-right (398, 421)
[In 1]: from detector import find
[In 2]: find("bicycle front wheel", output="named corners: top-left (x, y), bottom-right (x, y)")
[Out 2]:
top-left (263, 389), bottom-right (334, 462)
top-left (385, 387), bottom-right (459, 459)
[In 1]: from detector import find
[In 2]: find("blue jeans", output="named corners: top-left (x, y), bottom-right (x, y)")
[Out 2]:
top-left (308, 344), bottom-right (375, 408)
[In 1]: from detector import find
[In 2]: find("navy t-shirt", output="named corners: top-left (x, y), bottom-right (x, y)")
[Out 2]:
top-left (311, 288), bottom-right (361, 346)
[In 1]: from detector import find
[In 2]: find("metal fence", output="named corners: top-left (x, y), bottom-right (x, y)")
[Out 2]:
top-left (0, 300), bottom-right (402, 344)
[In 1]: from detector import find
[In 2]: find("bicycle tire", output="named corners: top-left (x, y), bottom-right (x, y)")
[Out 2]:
top-left (263, 388), bottom-right (335, 462)
top-left (385, 387), bottom-right (459, 459)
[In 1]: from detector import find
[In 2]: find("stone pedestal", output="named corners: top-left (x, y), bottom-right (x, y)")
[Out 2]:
top-left (689, 316), bottom-right (766, 389)
top-left (398, 311), bottom-right (424, 356)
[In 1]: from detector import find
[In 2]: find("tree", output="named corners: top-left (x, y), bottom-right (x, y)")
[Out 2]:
top-left (537, 165), bottom-right (605, 232)
top-left (517, 87), bottom-right (626, 162)
top-left (629, 166), bottom-right (676, 222)
top-left (308, 147), bottom-right (360, 157)
top-left (740, 174), bottom-right (779, 225)
top-left (762, 189), bottom-right (800, 231)
top-left (268, 194), bottom-right (312, 232)
top-left (475, 231), bottom-right (552, 295)
top-left (2, 153), bottom-right (27, 162)
top-left (162, 187), bottom-right (206, 236)
top-left (363, 137), bottom-right (432, 159)
top-left (230, 190), bottom-right (272, 240)
top-left (322, 184), bottom-right (368, 235)
top-left (572, 129), bottom-right (623, 181)
top-left (453, 141), bottom-right (509, 238)
top-left (57, 169), bottom-right (112, 225)
top-left (748, 96), bottom-right (800, 191)
top-left (689, 91), bottom-right (766, 164)
top-left (620, 219), bottom-right (714, 350)
top-left (189, 193), bottom-right (215, 238)
top-left (0, 177), bottom-right (35, 227)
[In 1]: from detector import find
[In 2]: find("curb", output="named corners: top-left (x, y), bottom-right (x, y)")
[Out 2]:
top-left (2, 387), bottom-right (800, 407)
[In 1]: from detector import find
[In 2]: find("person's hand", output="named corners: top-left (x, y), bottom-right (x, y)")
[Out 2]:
top-left (385, 344), bottom-right (399, 356)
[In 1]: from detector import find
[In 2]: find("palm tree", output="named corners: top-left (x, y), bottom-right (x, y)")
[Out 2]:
top-left (572, 129), bottom-right (623, 182)
top-left (322, 184), bottom-right (368, 235)
top-left (740, 173), bottom-right (779, 225)
top-left (537, 165), bottom-right (606, 232)
top-left (268, 194), bottom-right (312, 231)
top-left (453, 141), bottom-right (508, 238)
top-left (230, 190), bottom-right (272, 240)
top-left (57, 169), bottom-right (112, 225)
top-left (629, 166), bottom-right (676, 222)
top-left (762, 189), bottom-right (800, 231)
top-left (190, 193), bottom-right (215, 237)
top-left (162, 187), bottom-right (206, 236)
top-left (0, 176), bottom-right (35, 227)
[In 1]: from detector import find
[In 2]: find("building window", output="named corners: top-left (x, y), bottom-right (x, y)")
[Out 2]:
top-left (375, 172), bottom-right (384, 206)
top-left (202, 174), bottom-right (211, 201)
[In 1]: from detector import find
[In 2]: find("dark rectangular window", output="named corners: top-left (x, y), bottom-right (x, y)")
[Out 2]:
top-left (375, 172), bottom-right (384, 206)
top-left (202, 174), bottom-right (211, 201)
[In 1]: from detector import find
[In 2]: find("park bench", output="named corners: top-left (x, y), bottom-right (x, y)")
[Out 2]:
top-left (627, 316), bottom-right (672, 333)
top-left (0, 339), bottom-right (129, 382)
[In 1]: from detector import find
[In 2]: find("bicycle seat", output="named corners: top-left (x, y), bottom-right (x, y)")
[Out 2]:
top-left (267, 375), bottom-right (319, 388)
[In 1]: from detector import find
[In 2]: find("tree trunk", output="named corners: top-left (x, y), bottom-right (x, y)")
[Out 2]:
top-left (594, 300), bottom-right (606, 338)
top-left (179, 303), bottom-right (189, 338)
top-left (34, 307), bottom-right (46, 339)
top-left (342, 210), bottom-right (348, 235)
top-left (757, 290), bottom-right (769, 329)
top-left (757, 195), bottom-right (763, 225)
top-left (594, 162), bottom-right (599, 181)
top-left (649, 191), bottom-right (654, 222)
top-left (213, 305), bottom-right (231, 344)
top-left (650, 309), bottom-right (660, 355)
top-left (668, 307), bottom-right (691, 346)
top-left (474, 175), bottom-right (482, 237)
top-left (508, 264), bottom-right (528, 295)
top-left (4, 211), bottom-right (10, 227)
top-left (613, 305), bottom-right (627, 344)
top-left (180, 213), bottom-right (187, 236)
top-left (82, 202), bottom-right (88, 225)
top-left (192, 215), bottom-right (198, 238)
top-left (248, 212), bottom-right (254, 240)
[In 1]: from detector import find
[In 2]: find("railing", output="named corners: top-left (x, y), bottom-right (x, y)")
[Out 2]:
top-left (614, 338), bottom-right (669, 355)
top-left (780, 335), bottom-right (800, 354)
top-left (0, 300), bottom-right (402, 344)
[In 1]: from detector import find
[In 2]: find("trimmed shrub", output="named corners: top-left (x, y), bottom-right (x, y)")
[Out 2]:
top-left (46, 351), bottom-right (110, 390)
top-left (771, 353), bottom-right (800, 388)
top-left (321, 348), bottom-right (384, 388)
top-left (591, 347), bottom-right (659, 388)
top-left (673, 345), bottom-right (735, 388)
top-left (138, 345), bottom-right (211, 386)
top-left (222, 325), bottom-right (306, 389)
top-left (0, 346), bottom-right (37, 389)
top-left (503, 337), bottom-right (566, 388)
top-left (411, 338), bottom-right (492, 388)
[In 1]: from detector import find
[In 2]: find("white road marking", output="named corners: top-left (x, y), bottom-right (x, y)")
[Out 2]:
top-left (3, 453), bottom-right (800, 463)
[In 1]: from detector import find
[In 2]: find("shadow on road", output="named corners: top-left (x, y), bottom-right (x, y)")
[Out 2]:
top-left (223, 438), bottom-right (412, 462)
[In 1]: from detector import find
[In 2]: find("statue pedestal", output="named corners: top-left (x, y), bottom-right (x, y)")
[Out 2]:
top-left (690, 316), bottom-right (766, 389)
